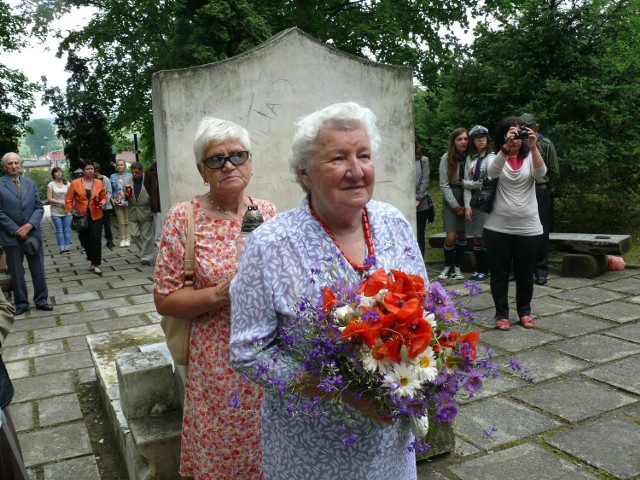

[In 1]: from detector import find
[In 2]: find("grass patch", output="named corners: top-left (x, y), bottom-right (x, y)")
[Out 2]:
top-left (77, 382), bottom-right (128, 480)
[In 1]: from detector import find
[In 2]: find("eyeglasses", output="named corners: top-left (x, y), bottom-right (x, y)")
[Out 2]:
top-left (202, 151), bottom-right (250, 169)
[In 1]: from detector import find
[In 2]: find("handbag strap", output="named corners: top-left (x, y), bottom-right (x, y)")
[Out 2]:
top-left (183, 201), bottom-right (195, 287)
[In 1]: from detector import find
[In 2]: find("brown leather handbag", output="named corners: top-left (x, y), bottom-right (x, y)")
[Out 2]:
top-left (160, 201), bottom-right (195, 366)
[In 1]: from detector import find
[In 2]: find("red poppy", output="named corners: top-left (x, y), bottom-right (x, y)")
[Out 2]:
top-left (376, 335), bottom-right (403, 362)
top-left (358, 268), bottom-right (392, 296)
top-left (343, 320), bottom-right (379, 347)
top-left (459, 331), bottom-right (480, 361)
top-left (389, 269), bottom-right (426, 297)
top-left (322, 286), bottom-right (337, 313)
top-left (396, 316), bottom-right (433, 358)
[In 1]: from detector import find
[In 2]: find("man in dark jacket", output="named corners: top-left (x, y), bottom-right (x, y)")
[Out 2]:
top-left (0, 152), bottom-right (53, 315)
top-left (143, 161), bottom-right (164, 249)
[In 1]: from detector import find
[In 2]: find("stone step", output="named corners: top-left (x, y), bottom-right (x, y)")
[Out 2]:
top-left (128, 411), bottom-right (182, 480)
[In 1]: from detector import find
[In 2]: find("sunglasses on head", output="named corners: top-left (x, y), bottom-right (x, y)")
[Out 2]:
top-left (202, 151), bottom-right (250, 169)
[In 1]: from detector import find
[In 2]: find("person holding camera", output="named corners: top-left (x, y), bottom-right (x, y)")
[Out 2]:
top-left (463, 125), bottom-right (493, 282)
top-left (437, 127), bottom-right (468, 280)
top-left (483, 117), bottom-right (546, 331)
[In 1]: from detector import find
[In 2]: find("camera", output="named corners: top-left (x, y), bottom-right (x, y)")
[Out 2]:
top-left (515, 128), bottom-right (529, 140)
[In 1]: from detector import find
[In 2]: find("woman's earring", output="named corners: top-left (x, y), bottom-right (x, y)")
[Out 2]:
top-left (250, 171), bottom-right (254, 177)
top-left (204, 180), bottom-right (209, 186)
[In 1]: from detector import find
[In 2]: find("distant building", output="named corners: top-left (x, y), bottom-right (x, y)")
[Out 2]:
top-left (39, 151), bottom-right (68, 169)
top-left (115, 151), bottom-right (136, 168)
top-left (23, 158), bottom-right (51, 172)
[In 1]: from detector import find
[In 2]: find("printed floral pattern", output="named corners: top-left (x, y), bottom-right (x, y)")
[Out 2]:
top-left (110, 172), bottom-right (132, 206)
top-left (230, 198), bottom-right (426, 480)
top-left (155, 197), bottom-right (277, 480)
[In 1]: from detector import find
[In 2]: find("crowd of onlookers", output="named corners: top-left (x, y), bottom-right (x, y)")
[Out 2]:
top-left (416, 113), bottom-right (559, 331)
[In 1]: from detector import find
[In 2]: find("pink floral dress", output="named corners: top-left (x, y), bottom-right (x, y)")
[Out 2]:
top-left (154, 197), bottom-right (278, 480)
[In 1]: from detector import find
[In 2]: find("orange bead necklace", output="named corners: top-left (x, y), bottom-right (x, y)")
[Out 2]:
top-left (309, 204), bottom-right (375, 272)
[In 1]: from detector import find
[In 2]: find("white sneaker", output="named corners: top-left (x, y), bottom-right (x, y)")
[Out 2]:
top-left (125, 239), bottom-right (131, 247)
top-left (437, 267), bottom-right (451, 280)
top-left (450, 267), bottom-right (464, 280)
top-left (119, 240), bottom-right (125, 247)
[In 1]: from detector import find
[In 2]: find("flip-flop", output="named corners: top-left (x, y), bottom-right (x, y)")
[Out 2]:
top-left (520, 315), bottom-right (535, 329)
top-left (495, 317), bottom-right (511, 331)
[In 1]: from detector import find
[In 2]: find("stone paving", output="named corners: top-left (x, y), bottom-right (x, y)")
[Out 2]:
top-left (1, 211), bottom-right (639, 479)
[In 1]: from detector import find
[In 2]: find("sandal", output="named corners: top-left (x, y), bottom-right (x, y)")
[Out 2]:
top-left (495, 317), bottom-right (511, 331)
top-left (93, 267), bottom-right (103, 277)
top-left (520, 315), bottom-right (535, 329)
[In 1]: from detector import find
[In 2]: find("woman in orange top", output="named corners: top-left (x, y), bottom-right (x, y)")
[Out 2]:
top-left (65, 160), bottom-right (107, 276)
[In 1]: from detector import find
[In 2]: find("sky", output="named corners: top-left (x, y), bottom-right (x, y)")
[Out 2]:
top-left (0, 4), bottom-right (95, 119)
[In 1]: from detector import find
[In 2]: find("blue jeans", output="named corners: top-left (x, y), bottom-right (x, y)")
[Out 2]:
top-left (51, 214), bottom-right (72, 249)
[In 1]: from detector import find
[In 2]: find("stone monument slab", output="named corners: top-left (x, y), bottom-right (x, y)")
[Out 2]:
top-left (152, 28), bottom-right (415, 227)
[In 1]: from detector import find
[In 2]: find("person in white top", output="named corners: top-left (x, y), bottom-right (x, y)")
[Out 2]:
top-left (483, 116), bottom-right (547, 331)
top-left (47, 167), bottom-right (72, 254)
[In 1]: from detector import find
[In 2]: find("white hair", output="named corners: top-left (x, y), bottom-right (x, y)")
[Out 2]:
top-left (289, 102), bottom-right (380, 193)
top-left (193, 117), bottom-right (251, 164)
top-left (1, 152), bottom-right (20, 166)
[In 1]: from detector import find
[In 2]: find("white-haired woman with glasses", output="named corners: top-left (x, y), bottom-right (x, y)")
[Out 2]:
top-left (230, 102), bottom-right (425, 479)
top-left (154, 117), bottom-right (278, 480)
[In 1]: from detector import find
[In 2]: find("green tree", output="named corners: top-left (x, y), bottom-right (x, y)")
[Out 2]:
top-left (25, 0), bottom-right (482, 160)
top-left (24, 118), bottom-right (56, 156)
top-left (421, 0), bottom-right (640, 233)
top-left (42, 51), bottom-right (115, 174)
top-left (0, 1), bottom-right (37, 153)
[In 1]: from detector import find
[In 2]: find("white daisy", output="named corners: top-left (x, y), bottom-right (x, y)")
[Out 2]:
top-left (357, 294), bottom-right (378, 309)
top-left (333, 305), bottom-right (358, 324)
top-left (383, 363), bottom-right (422, 398)
top-left (359, 345), bottom-right (390, 374)
top-left (412, 346), bottom-right (438, 382)
top-left (424, 312), bottom-right (437, 328)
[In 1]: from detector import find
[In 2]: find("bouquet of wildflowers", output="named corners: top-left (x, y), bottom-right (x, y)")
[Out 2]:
top-left (251, 265), bottom-right (520, 452)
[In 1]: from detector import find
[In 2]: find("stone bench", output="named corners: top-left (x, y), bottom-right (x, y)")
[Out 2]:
top-left (428, 232), bottom-right (632, 278)
top-left (116, 349), bottom-right (182, 480)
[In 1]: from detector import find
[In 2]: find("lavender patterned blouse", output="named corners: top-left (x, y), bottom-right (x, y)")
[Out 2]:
top-left (230, 198), bottom-right (427, 480)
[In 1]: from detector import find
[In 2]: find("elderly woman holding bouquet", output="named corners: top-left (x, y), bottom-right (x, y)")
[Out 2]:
top-left (230, 102), bottom-right (427, 479)
top-left (154, 117), bottom-right (277, 480)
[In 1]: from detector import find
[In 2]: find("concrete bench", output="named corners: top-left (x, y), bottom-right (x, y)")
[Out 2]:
top-left (428, 232), bottom-right (632, 278)
top-left (115, 349), bottom-right (182, 480)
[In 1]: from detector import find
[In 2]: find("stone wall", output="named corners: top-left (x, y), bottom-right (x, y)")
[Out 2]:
top-left (152, 27), bottom-right (416, 228)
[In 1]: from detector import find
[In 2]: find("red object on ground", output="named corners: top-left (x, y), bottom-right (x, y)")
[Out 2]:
top-left (607, 256), bottom-right (625, 271)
